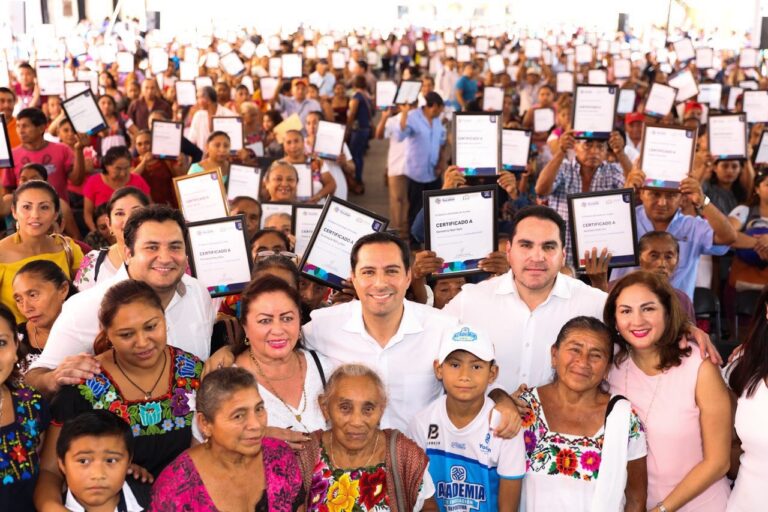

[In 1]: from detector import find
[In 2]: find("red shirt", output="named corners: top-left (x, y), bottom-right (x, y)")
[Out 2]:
top-left (4, 142), bottom-right (74, 199)
top-left (82, 173), bottom-right (151, 207)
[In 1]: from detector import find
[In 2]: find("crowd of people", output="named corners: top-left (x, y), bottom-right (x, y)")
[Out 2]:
top-left (0, 16), bottom-right (766, 512)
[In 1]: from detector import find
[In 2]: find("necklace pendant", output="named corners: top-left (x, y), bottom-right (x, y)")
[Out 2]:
top-left (295, 414), bottom-right (302, 422)
top-left (145, 393), bottom-right (151, 400)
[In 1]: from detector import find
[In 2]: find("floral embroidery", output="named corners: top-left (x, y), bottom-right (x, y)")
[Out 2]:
top-left (309, 447), bottom-right (390, 512)
top-left (0, 386), bottom-right (49, 487)
top-left (77, 349), bottom-right (202, 438)
top-left (521, 390), bottom-right (644, 482)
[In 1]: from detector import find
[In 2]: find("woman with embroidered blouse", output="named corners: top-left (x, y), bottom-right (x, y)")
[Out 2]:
top-left (0, 303), bottom-right (50, 512)
top-left (151, 367), bottom-right (306, 511)
top-left (517, 316), bottom-right (647, 511)
top-left (34, 279), bottom-right (202, 510)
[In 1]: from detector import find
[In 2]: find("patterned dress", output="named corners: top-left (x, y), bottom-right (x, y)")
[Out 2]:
top-left (51, 347), bottom-right (202, 477)
top-left (519, 389), bottom-right (646, 510)
top-left (150, 438), bottom-right (305, 511)
top-left (0, 385), bottom-right (49, 512)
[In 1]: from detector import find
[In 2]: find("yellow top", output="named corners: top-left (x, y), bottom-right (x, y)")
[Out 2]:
top-left (0, 238), bottom-right (84, 322)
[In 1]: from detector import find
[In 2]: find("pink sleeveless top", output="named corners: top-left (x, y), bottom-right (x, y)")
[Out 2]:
top-left (608, 353), bottom-right (730, 511)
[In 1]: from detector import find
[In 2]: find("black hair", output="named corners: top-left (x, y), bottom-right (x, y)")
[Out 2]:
top-left (98, 94), bottom-right (117, 112)
top-left (123, 205), bottom-right (187, 253)
top-left (250, 228), bottom-right (291, 252)
top-left (0, 86), bottom-right (16, 101)
top-left (251, 255), bottom-right (300, 288)
top-left (12, 180), bottom-right (60, 213)
top-left (0, 303), bottom-right (21, 384)
top-left (20, 163), bottom-right (48, 181)
top-left (264, 110), bottom-right (284, 127)
top-left (16, 108), bottom-right (47, 127)
top-left (508, 205), bottom-right (566, 247)
top-left (206, 130), bottom-right (231, 145)
top-left (201, 85), bottom-right (217, 103)
top-left (102, 146), bottom-right (133, 169)
top-left (710, 160), bottom-right (748, 203)
top-left (729, 286), bottom-right (768, 398)
top-left (94, 280), bottom-right (164, 354)
top-left (93, 203), bottom-right (109, 223)
top-left (14, 259), bottom-right (76, 300)
top-left (353, 75), bottom-right (367, 90)
top-left (56, 410), bottom-right (134, 460)
top-left (106, 186), bottom-right (150, 216)
top-left (638, 231), bottom-right (680, 255)
top-left (424, 91), bottom-right (444, 108)
top-left (351, 232), bottom-right (411, 272)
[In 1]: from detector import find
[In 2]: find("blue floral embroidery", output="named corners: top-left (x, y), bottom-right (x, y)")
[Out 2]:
top-left (0, 386), bottom-right (48, 487)
top-left (86, 375), bottom-right (110, 399)
top-left (138, 402), bottom-right (162, 426)
top-left (175, 355), bottom-right (198, 378)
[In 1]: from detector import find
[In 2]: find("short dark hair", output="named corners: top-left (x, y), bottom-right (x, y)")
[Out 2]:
top-left (107, 186), bottom-right (151, 216)
top-left (95, 280), bottom-right (164, 354)
top-left (350, 232), bottom-right (410, 272)
top-left (638, 231), bottom-right (679, 255)
top-left (123, 205), bottom-right (187, 253)
top-left (424, 91), bottom-right (444, 108)
top-left (20, 163), bottom-right (48, 181)
top-left (16, 108), bottom-right (47, 127)
top-left (206, 130), bottom-right (230, 145)
top-left (102, 146), bottom-right (133, 168)
top-left (508, 205), bottom-right (566, 247)
top-left (201, 85), bottom-right (217, 103)
top-left (196, 367), bottom-right (259, 420)
top-left (251, 255), bottom-right (300, 288)
top-left (56, 410), bottom-right (134, 461)
top-left (250, 228), bottom-right (291, 252)
top-left (12, 180), bottom-right (60, 213)
top-left (0, 86), bottom-right (16, 101)
top-left (353, 75), bottom-right (367, 90)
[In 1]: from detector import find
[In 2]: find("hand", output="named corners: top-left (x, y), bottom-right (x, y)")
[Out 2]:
top-left (336, 152), bottom-right (348, 165)
top-left (680, 324), bottom-right (723, 365)
top-left (265, 426), bottom-right (311, 450)
top-left (510, 384), bottom-right (532, 417)
top-left (140, 151), bottom-right (155, 166)
top-left (497, 171), bottom-right (518, 199)
top-left (235, 148), bottom-right (250, 161)
top-left (624, 167), bottom-right (646, 191)
top-left (478, 251), bottom-right (509, 275)
top-left (489, 399), bottom-right (522, 438)
top-left (329, 279), bottom-right (357, 304)
top-left (52, 354), bottom-right (101, 388)
top-left (558, 130), bottom-right (576, 152)
top-left (679, 176), bottom-right (704, 207)
top-left (441, 165), bottom-right (466, 189)
top-left (74, 133), bottom-right (90, 151)
top-left (608, 130), bottom-right (624, 155)
top-left (583, 247), bottom-right (611, 291)
top-left (127, 463), bottom-right (154, 484)
top-left (202, 346), bottom-right (235, 377)
top-left (411, 250), bottom-right (445, 280)
top-left (727, 344), bottom-right (744, 364)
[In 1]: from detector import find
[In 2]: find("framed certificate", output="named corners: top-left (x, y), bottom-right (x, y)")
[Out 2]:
top-left (575, 44), bottom-right (593, 65)
top-left (617, 89), bottom-right (636, 115)
top-left (291, 203), bottom-right (323, 257)
top-left (395, 80), bottom-right (421, 105)
top-left (727, 86), bottom-right (744, 112)
top-left (151, 121), bottom-right (183, 160)
top-left (117, 52), bottom-right (134, 73)
top-left (708, 114), bottom-right (747, 161)
top-left (672, 38), bottom-right (695, 63)
top-left (36, 60), bottom-right (65, 97)
top-left (743, 91), bottom-right (768, 124)
top-left (695, 48), bottom-right (714, 69)
top-left (261, 202), bottom-right (293, 229)
top-left (220, 52), bottom-right (245, 76)
top-left (668, 69), bottom-right (699, 103)
top-left (175, 81), bottom-right (197, 107)
top-left (227, 164), bottom-right (262, 202)
top-left (212, 116), bottom-right (244, 152)
top-left (195, 76), bottom-right (214, 90)
top-left (482, 87), bottom-right (504, 111)
top-left (588, 69), bottom-right (607, 85)
top-left (331, 52), bottom-right (346, 70)
top-left (313, 121), bottom-right (345, 160)
top-left (293, 163), bottom-right (313, 200)
top-left (488, 54), bottom-right (505, 75)
top-left (375, 81), bottom-right (397, 110)
top-left (259, 77), bottom-right (279, 101)
top-left (533, 107), bottom-right (555, 133)
top-left (299, 197), bottom-right (388, 289)
top-left (567, 188), bottom-right (639, 271)
top-left (525, 39), bottom-right (543, 59)
top-left (0, 114), bottom-right (14, 169)
top-left (501, 129), bottom-right (531, 172)
top-left (64, 81), bottom-right (90, 99)
top-left (644, 83), bottom-right (677, 118)
top-left (640, 124), bottom-right (697, 190)
top-left (453, 112), bottom-right (501, 177)
top-left (173, 169), bottom-right (229, 223)
top-left (149, 48), bottom-right (169, 73)
top-left (281, 54), bottom-right (302, 78)
top-left (753, 131), bottom-right (768, 166)
top-left (556, 72), bottom-right (574, 94)
top-left (456, 45), bottom-right (472, 63)
top-left (424, 185), bottom-right (497, 277)
top-left (187, 215), bottom-right (252, 297)
top-left (739, 48), bottom-right (759, 69)
top-left (613, 58), bottom-right (631, 79)
top-left (572, 84), bottom-right (618, 140)
top-left (698, 83), bottom-right (722, 110)
top-left (62, 89), bottom-right (108, 136)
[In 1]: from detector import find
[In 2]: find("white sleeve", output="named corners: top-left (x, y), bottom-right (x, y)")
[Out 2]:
top-left (413, 466), bottom-right (435, 511)
top-left (30, 296), bottom-right (97, 370)
top-left (440, 290), bottom-right (463, 319)
top-left (627, 409), bottom-right (648, 461)
top-left (497, 434), bottom-right (527, 479)
top-left (405, 415), bottom-right (426, 449)
top-left (729, 205), bottom-right (750, 229)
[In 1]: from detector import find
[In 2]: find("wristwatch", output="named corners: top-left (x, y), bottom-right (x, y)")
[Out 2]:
top-left (694, 195), bottom-right (711, 216)
top-left (657, 503), bottom-right (668, 512)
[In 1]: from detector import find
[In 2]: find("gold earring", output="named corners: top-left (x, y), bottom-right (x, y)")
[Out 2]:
top-left (243, 337), bottom-right (250, 346)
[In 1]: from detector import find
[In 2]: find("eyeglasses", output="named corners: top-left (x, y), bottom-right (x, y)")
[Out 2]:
top-left (255, 250), bottom-right (298, 263)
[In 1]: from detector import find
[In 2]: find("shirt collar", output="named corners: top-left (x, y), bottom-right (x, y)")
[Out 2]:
top-left (65, 482), bottom-right (143, 512)
top-left (342, 299), bottom-right (424, 344)
top-left (495, 270), bottom-right (573, 301)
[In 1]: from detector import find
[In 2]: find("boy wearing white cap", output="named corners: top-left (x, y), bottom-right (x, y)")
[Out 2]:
top-left (407, 325), bottom-right (526, 512)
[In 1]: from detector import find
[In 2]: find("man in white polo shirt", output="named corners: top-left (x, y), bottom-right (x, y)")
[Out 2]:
top-left (26, 206), bottom-right (216, 396)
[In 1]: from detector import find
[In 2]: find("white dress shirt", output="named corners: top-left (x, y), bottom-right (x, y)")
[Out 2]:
top-left (187, 104), bottom-right (236, 150)
top-left (32, 265), bottom-right (216, 370)
top-left (65, 482), bottom-right (143, 511)
top-left (303, 299), bottom-right (458, 431)
top-left (442, 272), bottom-right (607, 392)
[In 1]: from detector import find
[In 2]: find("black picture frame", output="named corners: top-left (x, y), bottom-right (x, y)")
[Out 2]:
top-left (639, 123), bottom-right (698, 190)
top-left (571, 84), bottom-right (618, 140)
top-left (708, 113), bottom-right (748, 161)
top-left (0, 114), bottom-right (14, 169)
top-left (61, 89), bottom-right (108, 136)
top-left (452, 111), bottom-right (502, 177)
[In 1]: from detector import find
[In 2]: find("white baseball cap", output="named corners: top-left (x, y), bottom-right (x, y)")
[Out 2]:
top-left (437, 324), bottom-right (495, 364)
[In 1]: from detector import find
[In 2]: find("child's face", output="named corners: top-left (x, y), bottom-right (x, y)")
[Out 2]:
top-left (58, 435), bottom-right (130, 511)
top-left (434, 350), bottom-right (497, 403)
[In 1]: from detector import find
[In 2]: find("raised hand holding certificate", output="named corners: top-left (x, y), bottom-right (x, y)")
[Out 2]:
top-left (212, 117), bottom-right (244, 152)
top-left (644, 83), bottom-right (677, 118)
top-left (173, 169), bottom-right (229, 223)
top-left (572, 85), bottom-right (617, 140)
top-left (175, 81), bottom-right (197, 107)
top-left (220, 52), bottom-right (245, 76)
top-left (151, 121), bottom-right (183, 159)
top-left (556, 72), bottom-right (574, 94)
top-left (376, 81), bottom-right (397, 109)
top-left (501, 129), bottom-right (531, 172)
top-left (453, 112), bottom-right (501, 177)
top-left (299, 197), bottom-right (388, 289)
top-left (36, 60), bottom-right (65, 97)
top-left (482, 87), bottom-right (504, 111)
top-left (753, 131), bottom-right (768, 165)
top-left (227, 164), bottom-right (262, 201)
top-left (395, 80), bottom-right (421, 105)
top-left (62, 89), bottom-right (108, 135)
top-left (291, 204), bottom-right (323, 257)
top-left (533, 108), bottom-right (555, 133)
top-left (708, 114), bottom-right (747, 160)
top-left (668, 69), bottom-right (699, 102)
top-left (617, 89), bottom-right (636, 114)
top-left (313, 121), bottom-right (345, 160)
top-left (568, 188), bottom-right (639, 270)
top-left (281, 54), bottom-right (302, 78)
top-left (640, 124), bottom-right (697, 189)
top-left (0, 114), bottom-right (13, 168)
top-left (743, 91), bottom-right (768, 123)
top-left (424, 186), bottom-right (497, 276)
top-left (187, 215), bottom-right (252, 297)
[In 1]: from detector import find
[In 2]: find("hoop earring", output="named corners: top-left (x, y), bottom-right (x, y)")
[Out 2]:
top-left (243, 337), bottom-right (250, 346)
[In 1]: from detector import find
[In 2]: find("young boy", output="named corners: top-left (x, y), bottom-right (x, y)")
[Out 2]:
top-left (408, 324), bottom-right (525, 512)
top-left (57, 410), bottom-right (150, 512)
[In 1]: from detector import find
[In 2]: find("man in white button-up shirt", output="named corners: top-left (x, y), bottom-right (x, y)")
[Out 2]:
top-left (26, 206), bottom-right (216, 396)
top-left (443, 206), bottom-right (607, 392)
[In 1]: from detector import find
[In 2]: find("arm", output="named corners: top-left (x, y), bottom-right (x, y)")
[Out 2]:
top-left (33, 424), bottom-right (67, 511)
top-left (83, 197), bottom-right (96, 233)
top-left (534, 137), bottom-right (570, 196)
top-left (488, 388), bottom-right (522, 438)
top-left (409, 250), bottom-right (444, 305)
top-left (680, 177), bottom-right (737, 245)
top-left (346, 97), bottom-right (359, 134)
top-left (308, 169), bottom-right (336, 203)
top-left (374, 108), bottom-right (392, 139)
top-left (651, 361), bottom-right (731, 512)
top-left (498, 478), bottom-right (522, 512)
top-left (609, 130), bottom-right (632, 176)
top-left (624, 458), bottom-right (648, 512)
top-left (69, 135), bottom-right (88, 186)
top-left (455, 81), bottom-right (467, 111)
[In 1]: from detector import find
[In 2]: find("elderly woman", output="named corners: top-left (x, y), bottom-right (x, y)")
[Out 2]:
top-left (281, 130), bottom-right (336, 204)
top-left (299, 364), bottom-right (437, 512)
top-left (606, 271), bottom-right (731, 512)
top-left (518, 316), bottom-right (647, 511)
top-left (151, 367), bottom-right (306, 511)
